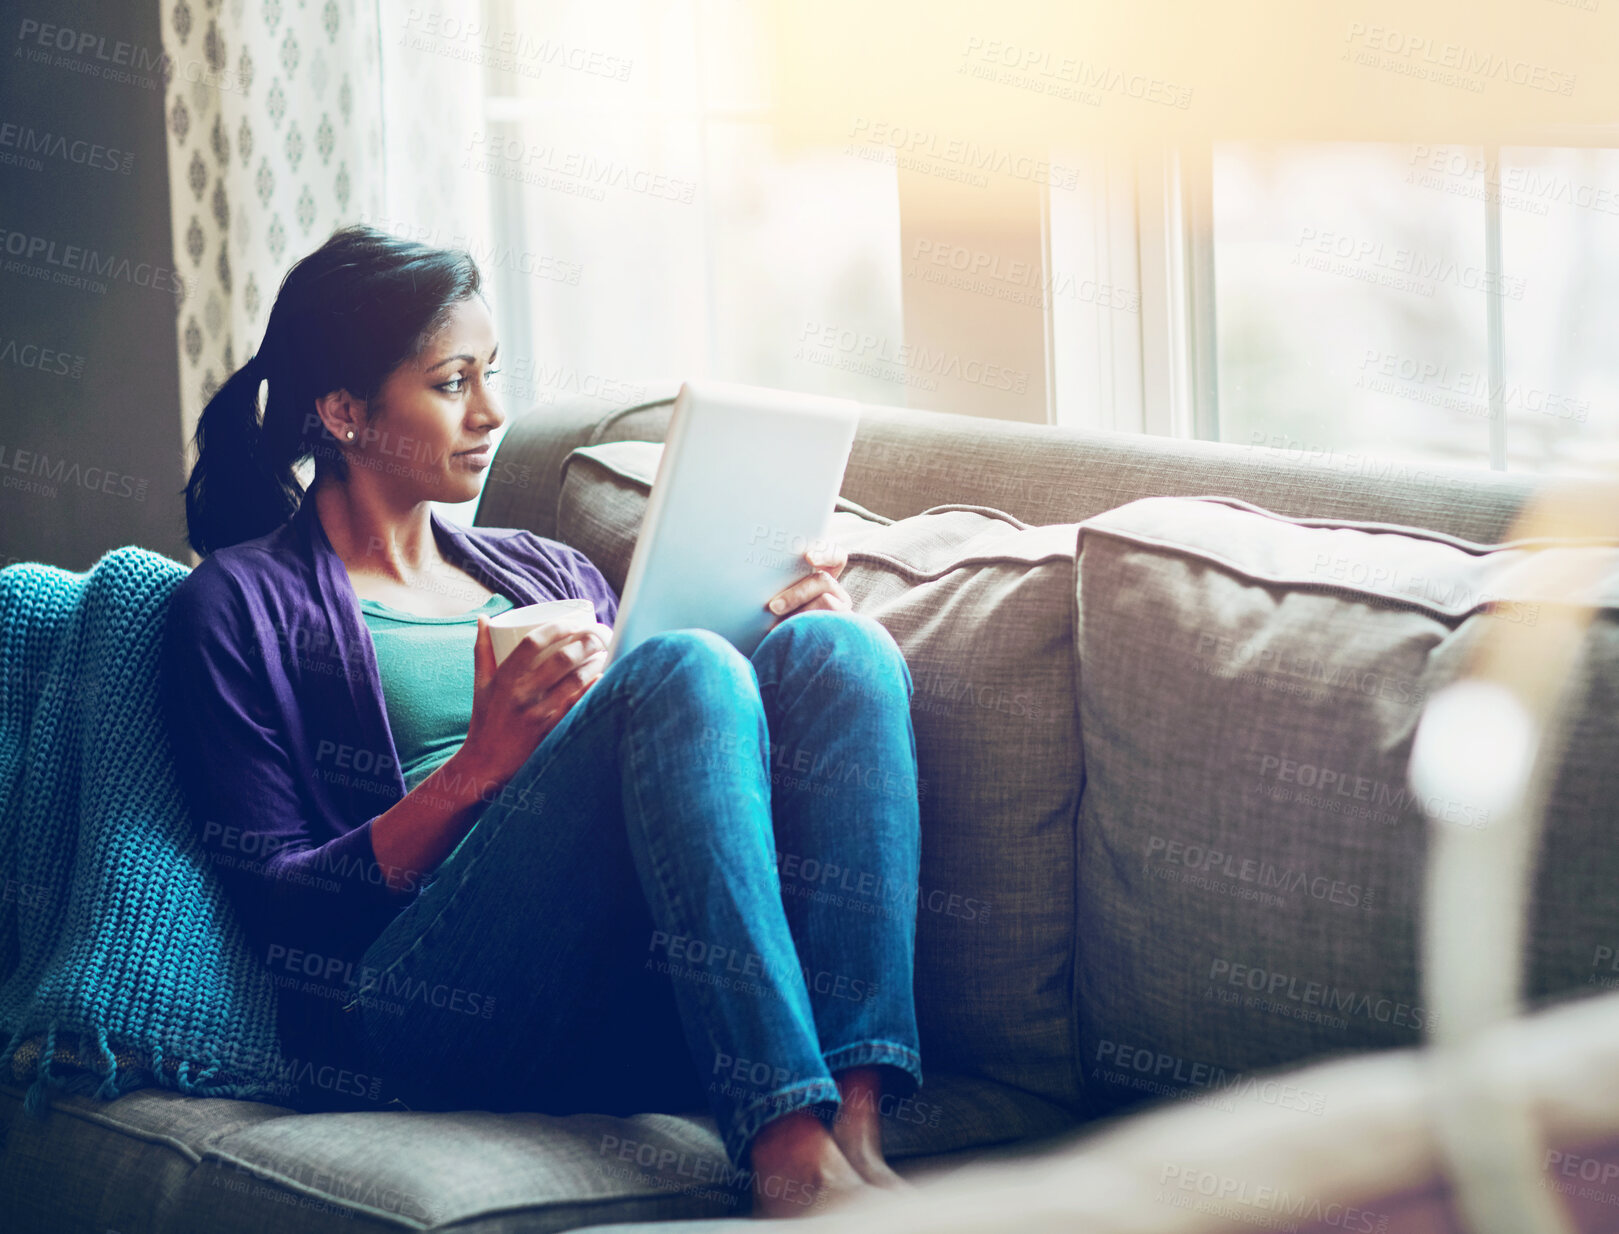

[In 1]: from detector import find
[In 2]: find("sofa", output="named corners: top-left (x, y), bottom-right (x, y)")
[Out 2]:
top-left (5, 377), bottom-right (1618, 1233)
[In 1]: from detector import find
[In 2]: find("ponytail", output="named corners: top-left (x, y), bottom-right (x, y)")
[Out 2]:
top-left (183, 353), bottom-right (302, 558)
top-left (181, 224), bottom-right (483, 557)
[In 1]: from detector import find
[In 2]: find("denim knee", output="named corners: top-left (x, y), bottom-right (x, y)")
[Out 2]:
top-left (753, 610), bottom-right (912, 700)
top-left (610, 627), bottom-right (757, 700)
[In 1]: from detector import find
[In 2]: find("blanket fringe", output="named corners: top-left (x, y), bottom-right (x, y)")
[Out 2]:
top-left (92, 1024), bottom-right (120, 1101)
top-left (2, 1024), bottom-right (277, 1118)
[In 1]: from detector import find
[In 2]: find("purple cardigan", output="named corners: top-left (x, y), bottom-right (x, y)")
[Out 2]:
top-left (160, 495), bottom-right (619, 1077)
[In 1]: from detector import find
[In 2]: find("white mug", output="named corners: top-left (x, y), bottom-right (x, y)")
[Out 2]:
top-left (487, 598), bottom-right (597, 666)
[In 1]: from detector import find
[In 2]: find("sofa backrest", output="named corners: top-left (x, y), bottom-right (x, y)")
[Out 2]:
top-left (476, 380), bottom-right (1551, 545)
top-left (1067, 496), bottom-right (1619, 1121)
top-left (474, 383), bottom-right (1606, 1120)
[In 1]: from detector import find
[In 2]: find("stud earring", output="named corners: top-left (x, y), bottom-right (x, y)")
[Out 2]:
top-left (346, 430), bottom-right (355, 441)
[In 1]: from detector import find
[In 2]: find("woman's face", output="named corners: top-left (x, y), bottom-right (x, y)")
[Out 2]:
top-left (358, 296), bottom-right (504, 506)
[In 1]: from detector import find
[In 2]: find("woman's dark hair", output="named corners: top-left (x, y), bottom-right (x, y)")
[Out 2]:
top-left (183, 223), bottom-right (483, 557)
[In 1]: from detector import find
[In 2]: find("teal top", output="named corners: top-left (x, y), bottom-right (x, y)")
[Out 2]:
top-left (358, 591), bottom-right (516, 792)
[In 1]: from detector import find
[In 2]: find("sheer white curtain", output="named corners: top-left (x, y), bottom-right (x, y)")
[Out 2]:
top-left (370, 0), bottom-right (492, 521)
top-left (459, 0), bottom-right (904, 513)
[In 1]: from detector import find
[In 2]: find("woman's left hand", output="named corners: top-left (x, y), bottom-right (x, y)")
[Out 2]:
top-left (766, 544), bottom-right (852, 620)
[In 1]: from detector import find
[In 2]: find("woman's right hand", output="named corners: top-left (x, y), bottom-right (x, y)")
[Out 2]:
top-left (457, 612), bottom-right (612, 790)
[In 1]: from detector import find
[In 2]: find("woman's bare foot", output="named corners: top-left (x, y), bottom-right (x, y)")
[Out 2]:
top-left (830, 1067), bottom-right (914, 1192)
top-left (747, 1107), bottom-right (870, 1219)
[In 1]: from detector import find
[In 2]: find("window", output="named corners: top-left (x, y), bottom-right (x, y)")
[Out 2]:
top-left (449, 4), bottom-right (1616, 481)
top-left (1211, 140), bottom-right (1619, 475)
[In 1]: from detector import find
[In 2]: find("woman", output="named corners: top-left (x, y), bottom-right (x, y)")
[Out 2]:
top-left (160, 224), bottom-right (923, 1218)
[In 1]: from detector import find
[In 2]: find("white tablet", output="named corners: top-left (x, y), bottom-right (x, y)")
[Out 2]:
top-left (604, 380), bottom-right (862, 664)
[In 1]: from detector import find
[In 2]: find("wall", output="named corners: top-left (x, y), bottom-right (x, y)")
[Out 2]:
top-left (0, 1), bottom-right (187, 570)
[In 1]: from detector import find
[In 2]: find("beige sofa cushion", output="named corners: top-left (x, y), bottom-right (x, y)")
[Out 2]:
top-left (0, 1073), bottom-right (1073, 1234)
top-left (556, 443), bottom-right (1084, 1110)
top-left (1069, 495), bottom-right (1619, 1119)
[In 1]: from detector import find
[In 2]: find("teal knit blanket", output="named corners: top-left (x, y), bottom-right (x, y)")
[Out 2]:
top-left (0, 547), bottom-right (285, 1111)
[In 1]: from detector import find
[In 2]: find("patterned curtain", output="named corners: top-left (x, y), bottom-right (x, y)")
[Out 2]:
top-left (159, 0), bottom-right (384, 465)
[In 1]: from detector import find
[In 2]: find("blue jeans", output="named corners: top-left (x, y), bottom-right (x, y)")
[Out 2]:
top-left (349, 611), bottom-right (923, 1166)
